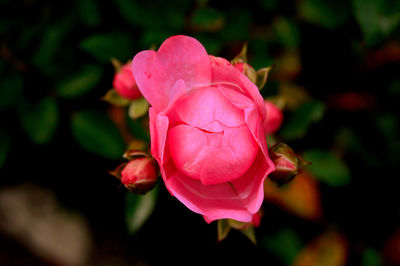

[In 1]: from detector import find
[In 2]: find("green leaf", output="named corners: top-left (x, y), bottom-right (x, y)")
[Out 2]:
top-left (299, 0), bottom-right (350, 29)
top-left (113, 0), bottom-right (147, 28)
top-left (353, 0), bottom-right (400, 46)
top-left (77, 0), bottom-right (101, 27)
top-left (128, 98), bottom-right (149, 120)
top-left (362, 248), bottom-right (383, 266)
top-left (125, 186), bottom-right (158, 234)
top-left (302, 149), bottom-right (351, 187)
top-left (280, 100), bottom-right (325, 140)
top-left (191, 7), bottom-right (225, 32)
top-left (102, 89), bottom-right (131, 107)
top-left (126, 116), bottom-right (149, 141)
top-left (33, 17), bottom-right (74, 68)
top-left (0, 127), bottom-right (10, 169)
top-left (56, 65), bottom-right (103, 99)
top-left (0, 74), bottom-right (22, 111)
top-left (273, 17), bottom-right (301, 49)
top-left (19, 97), bottom-right (59, 145)
top-left (80, 32), bottom-right (135, 63)
top-left (261, 228), bottom-right (302, 265)
top-left (70, 109), bottom-right (125, 159)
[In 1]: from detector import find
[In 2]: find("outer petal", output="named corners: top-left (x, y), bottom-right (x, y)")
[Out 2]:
top-left (166, 171), bottom-right (254, 223)
top-left (209, 56), bottom-right (266, 120)
top-left (132, 35), bottom-right (212, 112)
top-left (148, 107), bottom-right (169, 172)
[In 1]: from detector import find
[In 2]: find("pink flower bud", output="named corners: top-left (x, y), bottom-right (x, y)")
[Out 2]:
top-left (268, 143), bottom-right (300, 184)
top-left (233, 62), bottom-right (257, 84)
top-left (264, 100), bottom-right (283, 134)
top-left (112, 62), bottom-right (142, 100)
top-left (121, 157), bottom-right (158, 194)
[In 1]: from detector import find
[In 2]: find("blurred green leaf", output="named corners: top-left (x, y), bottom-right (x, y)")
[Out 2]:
top-left (77, 0), bottom-right (101, 27)
top-left (19, 97), bottom-right (59, 145)
top-left (220, 8), bottom-right (251, 41)
top-left (191, 7), bottom-right (225, 32)
top-left (299, 0), bottom-right (350, 29)
top-left (56, 65), bottom-right (103, 99)
top-left (387, 79), bottom-right (400, 96)
top-left (374, 113), bottom-right (400, 164)
top-left (0, 127), bottom-right (10, 169)
top-left (70, 109), bottom-right (125, 159)
top-left (335, 127), bottom-right (379, 167)
top-left (353, 0), bottom-right (400, 46)
top-left (0, 74), bottom-right (22, 111)
top-left (126, 116), bottom-right (149, 141)
top-left (125, 186), bottom-right (158, 234)
top-left (128, 98), bottom-right (149, 120)
top-left (261, 228), bottom-right (302, 265)
top-left (257, 0), bottom-right (279, 12)
top-left (273, 17), bottom-right (300, 49)
top-left (80, 32), bottom-right (134, 63)
top-left (303, 149), bottom-right (351, 187)
top-left (33, 17), bottom-right (74, 68)
top-left (362, 248), bottom-right (383, 266)
top-left (140, 30), bottom-right (174, 48)
top-left (0, 18), bottom-right (16, 33)
top-left (280, 100), bottom-right (325, 140)
top-left (113, 0), bottom-right (147, 28)
top-left (165, 8), bottom-right (185, 31)
top-left (192, 34), bottom-right (223, 55)
top-left (102, 89), bottom-right (131, 107)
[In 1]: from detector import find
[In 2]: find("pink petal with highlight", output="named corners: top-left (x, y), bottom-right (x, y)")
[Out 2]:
top-left (132, 36), bottom-right (212, 112)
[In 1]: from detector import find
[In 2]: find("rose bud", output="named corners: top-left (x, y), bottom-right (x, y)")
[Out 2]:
top-left (121, 157), bottom-right (158, 194)
top-left (269, 143), bottom-right (303, 185)
top-left (233, 62), bottom-right (257, 84)
top-left (264, 100), bottom-right (283, 134)
top-left (113, 62), bottom-right (142, 100)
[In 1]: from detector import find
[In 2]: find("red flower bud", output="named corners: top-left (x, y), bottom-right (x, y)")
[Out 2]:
top-left (112, 62), bottom-right (142, 100)
top-left (121, 157), bottom-right (158, 194)
top-left (264, 100), bottom-right (283, 134)
top-left (269, 143), bottom-right (304, 185)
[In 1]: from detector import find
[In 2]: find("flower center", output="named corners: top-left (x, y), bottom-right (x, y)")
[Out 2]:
top-left (167, 86), bottom-right (259, 185)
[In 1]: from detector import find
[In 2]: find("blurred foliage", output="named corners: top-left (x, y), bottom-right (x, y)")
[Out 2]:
top-left (0, 0), bottom-right (399, 265)
top-left (70, 110), bottom-right (125, 159)
top-left (125, 186), bottom-right (158, 234)
top-left (262, 228), bottom-right (303, 265)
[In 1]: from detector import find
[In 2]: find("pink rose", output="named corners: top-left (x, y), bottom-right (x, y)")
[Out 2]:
top-left (264, 100), bottom-right (283, 134)
top-left (131, 35), bottom-right (275, 223)
top-left (113, 62), bottom-right (142, 99)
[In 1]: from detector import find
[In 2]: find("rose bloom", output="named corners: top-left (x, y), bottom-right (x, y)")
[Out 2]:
top-left (131, 35), bottom-right (275, 222)
top-left (113, 62), bottom-right (142, 99)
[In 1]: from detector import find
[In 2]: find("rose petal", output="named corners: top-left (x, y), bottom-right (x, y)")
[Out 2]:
top-left (209, 56), bottom-right (266, 120)
top-left (166, 171), bottom-right (254, 223)
top-left (168, 124), bottom-right (258, 185)
top-left (132, 36), bottom-right (212, 112)
top-left (200, 126), bottom-right (258, 185)
top-left (168, 124), bottom-right (208, 181)
top-left (175, 85), bottom-right (244, 130)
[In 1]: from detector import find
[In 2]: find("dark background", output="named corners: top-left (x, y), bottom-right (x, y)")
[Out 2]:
top-left (1, 0), bottom-right (400, 265)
